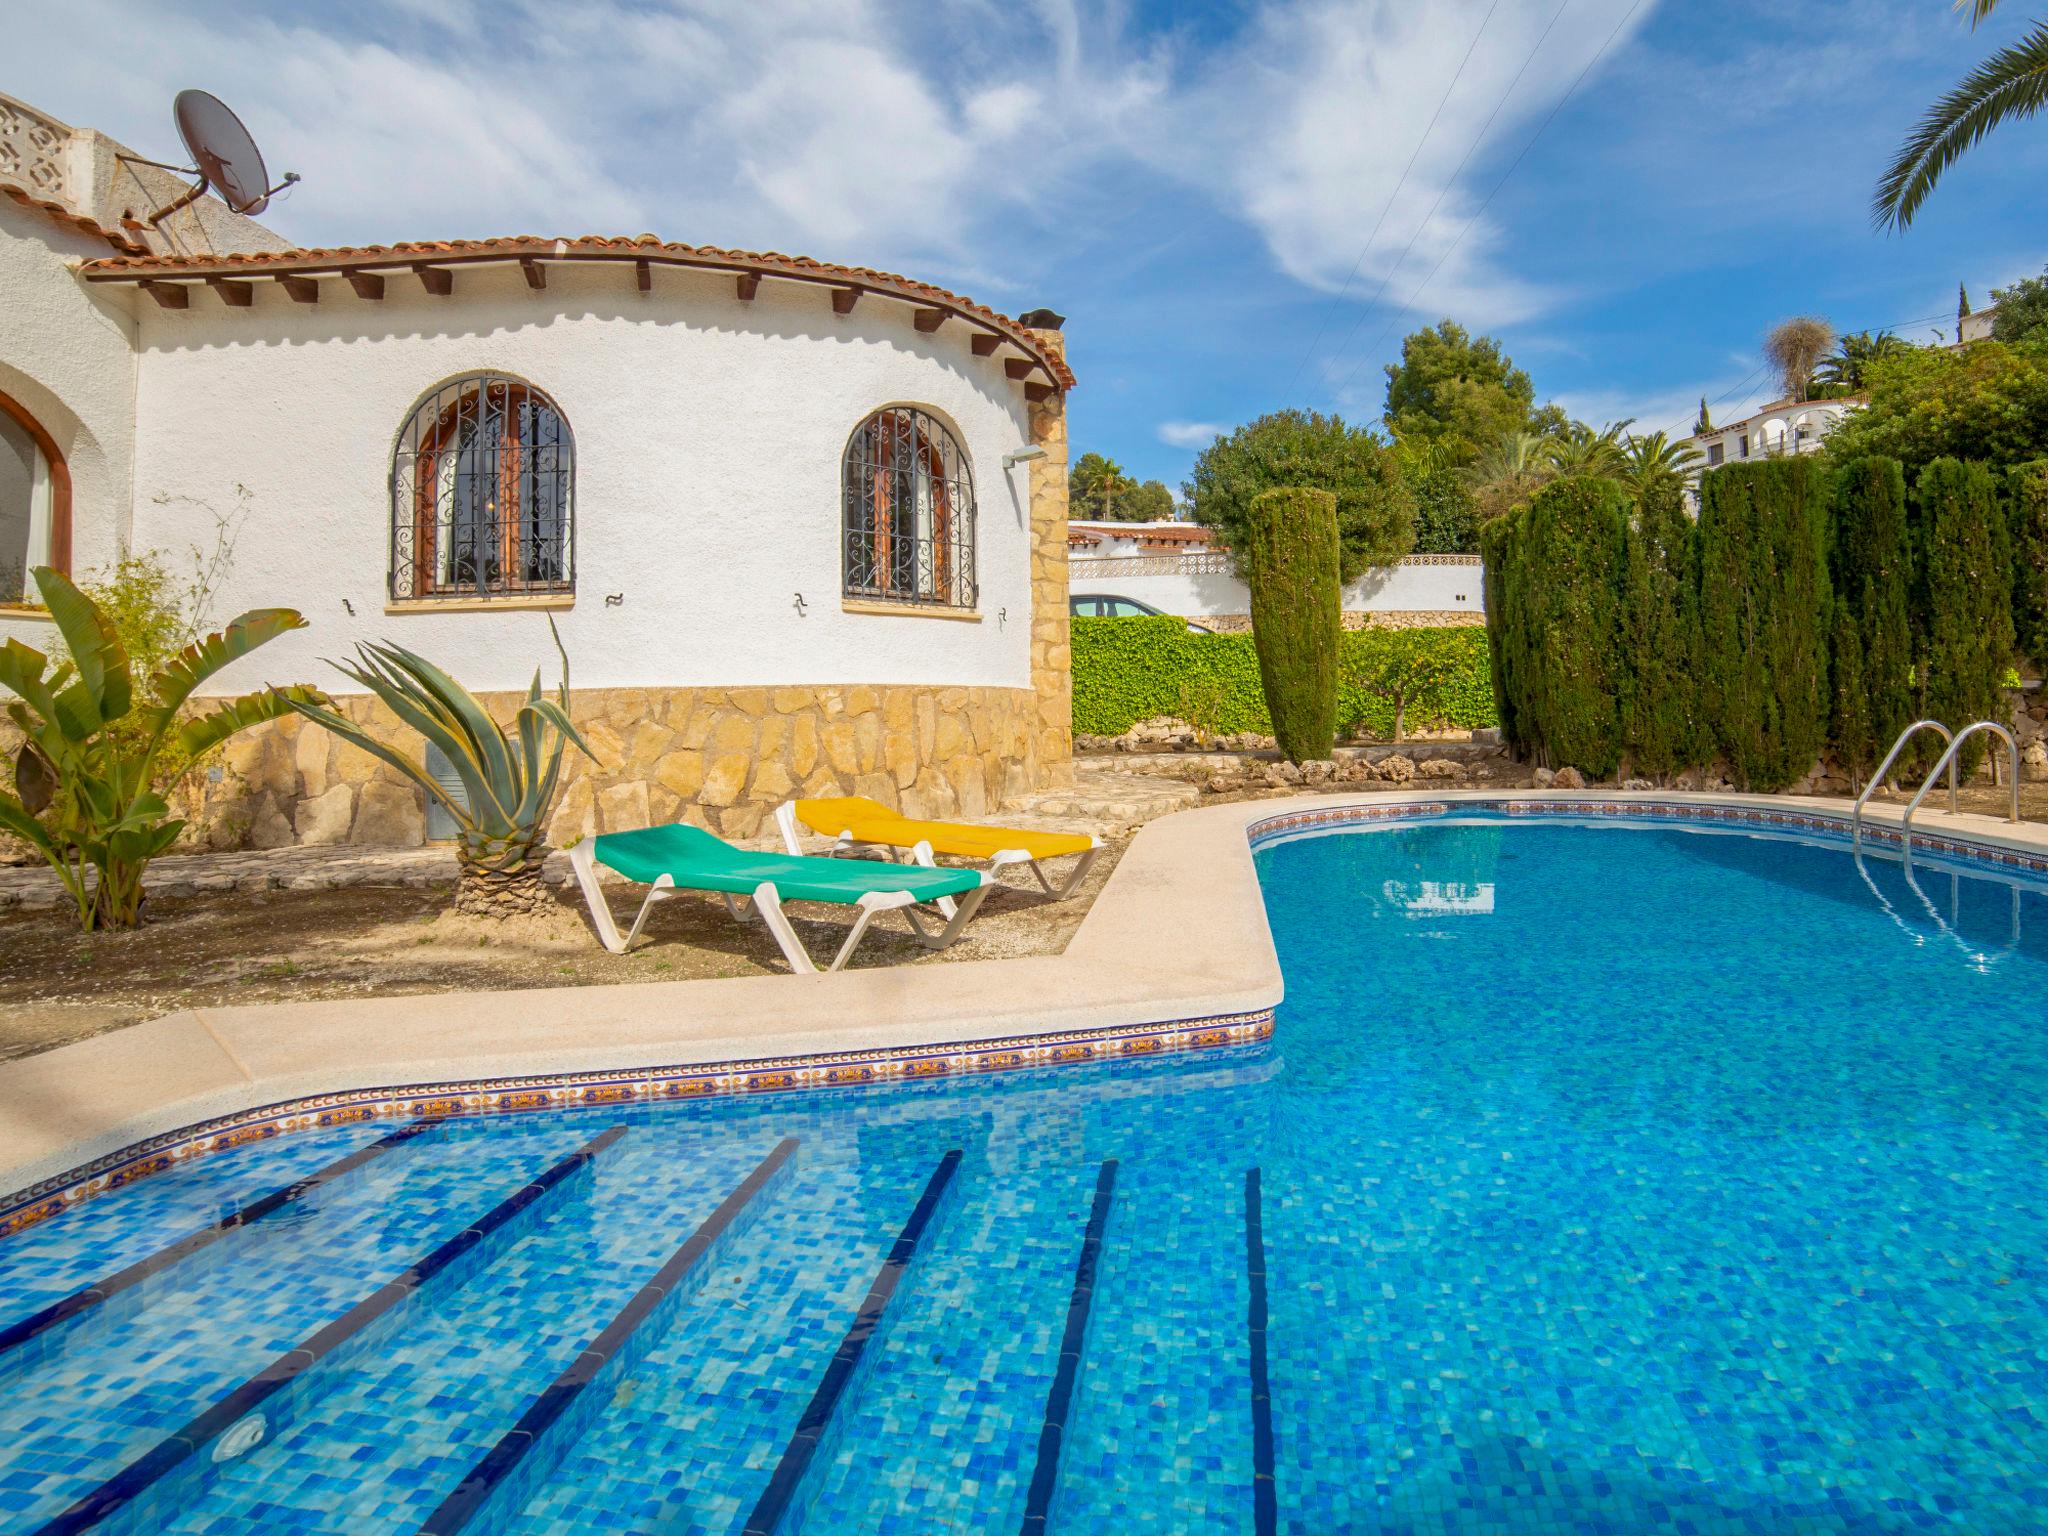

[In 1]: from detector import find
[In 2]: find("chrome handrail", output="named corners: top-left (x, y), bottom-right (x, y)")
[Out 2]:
top-left (1852, 719), bottom-right (1955, 850)
top-left (1901, 720), bottom-right (2021, 868)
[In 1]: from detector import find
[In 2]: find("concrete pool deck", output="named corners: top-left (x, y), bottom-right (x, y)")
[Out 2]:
top-left (6, 788), bottom-right (2047, 1228)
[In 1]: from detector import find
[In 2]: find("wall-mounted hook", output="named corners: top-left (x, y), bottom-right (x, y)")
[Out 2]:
top-left (998, 607), bottom-right (1007, 627)
top-left (605, 592), bottom-right (625, 607)
top-left (342, 597), bottom-right (355, 616)
top-left (793, 592), bottom-right (808, 617)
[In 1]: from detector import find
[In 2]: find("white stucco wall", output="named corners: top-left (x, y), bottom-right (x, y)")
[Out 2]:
top-left (1070, 555), bottom-right (1485, 618)
top-left (0, 198), bottom-right (139, 591)
top-left (123, 261), bottom-right (1041, 697)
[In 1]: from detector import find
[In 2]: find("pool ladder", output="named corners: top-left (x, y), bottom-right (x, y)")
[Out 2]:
top-left (1851, 718), bottom-right (2020, 866)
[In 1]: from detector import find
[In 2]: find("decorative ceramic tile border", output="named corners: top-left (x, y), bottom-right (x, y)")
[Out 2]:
top-left (1248, 796), bottom-right (2048, 875)
top-left (0, 1008), bottom-right (1275, 1240)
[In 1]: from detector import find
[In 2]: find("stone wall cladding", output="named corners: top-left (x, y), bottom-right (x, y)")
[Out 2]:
top-left (193, 682), bottom-right (1048, 849)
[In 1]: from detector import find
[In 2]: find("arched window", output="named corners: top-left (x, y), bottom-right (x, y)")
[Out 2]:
top-left (842, 407), bottom-right (976, 609)
top-left (0, 390), bottom-right (69, 604)
top-left (391, 375), bottom-right (573, 600)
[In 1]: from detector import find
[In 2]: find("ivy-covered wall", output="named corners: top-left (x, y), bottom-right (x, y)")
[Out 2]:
top-left (1071, 616), bottom-right (1496, 737)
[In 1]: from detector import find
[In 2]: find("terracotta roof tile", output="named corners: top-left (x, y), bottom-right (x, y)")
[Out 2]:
top-left (0, 178), bottom-right (151, 256)
top-left (78, 233), bottom-right (1074, 389)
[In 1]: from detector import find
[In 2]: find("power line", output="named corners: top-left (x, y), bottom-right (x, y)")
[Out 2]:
top-left (1283, 0), bottom-right (1503, 399)
top-left (1658, 309), bottom-right (1952, 437)
top-left (1332, 0), bottom-right (1650, 410)
top-left (1311, 0), bottom-right (1574, 410)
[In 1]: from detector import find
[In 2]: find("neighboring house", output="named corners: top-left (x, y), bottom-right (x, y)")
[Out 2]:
top-left (1067, 519), bottom-right (1483, 628)
top-left (0, 91), bottom-right (1074, 850)
top-left (1685, 395), bottom-right (1864, 474)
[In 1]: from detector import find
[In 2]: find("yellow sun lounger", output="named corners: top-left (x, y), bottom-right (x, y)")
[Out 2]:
top-left (774, 795), bottom-right (1101, 907)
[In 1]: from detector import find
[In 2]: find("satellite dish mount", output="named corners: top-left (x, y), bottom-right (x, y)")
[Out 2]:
top-left (133, 89), bottom-right (299, 226)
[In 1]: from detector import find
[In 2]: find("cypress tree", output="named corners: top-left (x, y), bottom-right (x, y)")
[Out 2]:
top-left (1697, 459), bottom-right (1832, 791)
top-left (1478, 511), bottom-right (1523, 753)
top-left (1618, 477), bottom-right (1704, 779)
top-left (2008, 458), bottom-right (2048, 669)
top-left (1918, 458), bottom-right (2016, 777)
top-left (1242, 486), bottom-right (1342, 761)
top-left (1513, 477), bottom-right (1628, 776)
top-left (1829, 457), bottom-right (1915, 779)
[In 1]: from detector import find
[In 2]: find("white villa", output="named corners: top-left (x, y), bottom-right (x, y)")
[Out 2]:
top-left (0, 92), bottom-right (1075, 849)
top-left (1684, 395), bottom-right (1864, 473)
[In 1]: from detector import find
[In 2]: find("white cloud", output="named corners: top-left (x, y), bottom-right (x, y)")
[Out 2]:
top-left (1157, 421), bottom-right (1224, 449)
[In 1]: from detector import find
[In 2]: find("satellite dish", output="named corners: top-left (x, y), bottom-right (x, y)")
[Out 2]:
top-left (174, 90), bottom-right (272, 214)
top-left (139, 90), bottom-right (299, 226)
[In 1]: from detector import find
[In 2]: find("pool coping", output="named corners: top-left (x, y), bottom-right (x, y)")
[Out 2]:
top-left (5, 788), bottom-right (2044, 1234)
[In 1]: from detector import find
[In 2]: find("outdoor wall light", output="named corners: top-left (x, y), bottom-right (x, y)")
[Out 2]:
top-left (1002, 445), bottom-right (1048, 469)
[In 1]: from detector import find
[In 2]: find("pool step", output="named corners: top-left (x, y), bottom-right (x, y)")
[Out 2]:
top-left (414, 1136), bottom-right (801, 1535)
top-left (0, 1120), bottom-right (434, 1370)
top-left (1020, 1159), bottom-right (1119, 1536)
top-left (33, 1124), bottom-right (628, 1536)
top-left (741, 1148), bottom-right (964, 1536)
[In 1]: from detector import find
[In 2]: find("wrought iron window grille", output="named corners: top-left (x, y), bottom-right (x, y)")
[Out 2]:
top-left (390, 374), bottom-right (575, 601)
top-left (842, 406), bottom-right (977, 609)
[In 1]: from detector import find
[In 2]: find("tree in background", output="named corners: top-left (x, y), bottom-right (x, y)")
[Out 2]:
top-left (1069, 452), bottom-right (1137, 520)
top-left (1827, 458), bottom-right (1915, 784)
top-left (1821, 338), bottom-right (2048, 482)
top-left (1763, 317), bottom-right (1836, 403)
top-left (1873, 1), bottom-right (2048, 229)
top-left (1126, 480), bottom-right (1176, 521)
top-left (1240, 487), bottom-right (1342, 762)
top-left (2008, 458), bottom-right (2048, 666)
top-left (1815, 330), bottom-right (1911, 395)
top-left (1348, 629), bottom-right (1465, 742)
top-left (1184, 410), bottom-right (1413, 585)
top-left (1545, 420), bottom-right (1632, 479)
top-left (1483, 477), bottom-right (1629, 776)
top-left (1463, 430), bottom-right (1556, 523)
top-left (1696, 459), bottom-right (1832, 791)
top-left (1618, 477), bottom-right (1704, 780)
top-left (1384, 320), bottom-right (1564, 460)
top-left (1917, 458), bottom-right (2016, 777)
top-left (1391, 433), bottom-right (1481, 553)
top-left (1990, 267), bottom-right (2048, 343)
top-left (1694, 397), bottom-right (1714, 436)
top-left (1621, 430), bottom-right (1703, 498)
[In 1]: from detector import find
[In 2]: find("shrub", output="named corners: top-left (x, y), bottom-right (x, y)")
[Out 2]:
top-left (2008, 458), bottom-right (2048, 669)
top-left (1477, 513), bottom-right (1520, 748)
top-left (1697, 459), bottom-right (1832, 791)
top-left (1241, 487), bottom-right (1342, 761)
top-left (1070, 618), bottom-right (1494, 738)
top-left (1349, 627), bottom-right (1468, 741)
top-left (1408, 464), bottom-right (1481, 553)
top-left (1483, 477), bottom-right (1628, 776)
top-left (0, 568), bottom-right (317, 930)
top-left (1617, 477), bottom-right (1705, 779)
top-left (1828, 457), bottom-right (1916, 780)
top-left (289, 623), bottom-right (595, 919)
top-left (1821, 339), bottom-right (2048, 483)
top-left (1183, 410), bottom-right (1414, 585)
top-left (1917, 458), bottom-right (2015, 778)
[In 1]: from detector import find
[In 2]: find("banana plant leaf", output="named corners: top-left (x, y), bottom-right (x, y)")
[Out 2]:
top-left (175, 685), bottom-right (330, 760)
top-left (149, 608), bottom-right (311, 719)
top-left (32, 568), bottom-right (132, 723)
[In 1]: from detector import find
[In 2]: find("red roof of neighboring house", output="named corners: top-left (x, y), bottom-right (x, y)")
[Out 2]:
top-left (0, 177), bottom-right (150, 256)
top-left (77, 233), bottom-right (1074, 390)
top-left (1069, 520), bottom-right (1211, 549)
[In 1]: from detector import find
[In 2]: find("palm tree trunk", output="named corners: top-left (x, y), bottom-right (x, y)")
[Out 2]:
top-left (454, 855), bottom-right (554, 919)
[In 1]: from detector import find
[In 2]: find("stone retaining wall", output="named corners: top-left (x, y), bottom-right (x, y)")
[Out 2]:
top-left (188, 682), bottom-right (1051, 851)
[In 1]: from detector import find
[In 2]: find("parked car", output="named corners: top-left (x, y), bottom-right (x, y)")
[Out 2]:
top-left (1069, 593), bottom-right (1214, 634)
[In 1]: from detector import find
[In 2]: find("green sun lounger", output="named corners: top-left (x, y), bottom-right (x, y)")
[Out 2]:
top-left (568, 822), bottom-right (994, 972)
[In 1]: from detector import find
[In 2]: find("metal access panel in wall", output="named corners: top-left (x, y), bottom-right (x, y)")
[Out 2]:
top-left (423, 740), bottom-right (468, 841)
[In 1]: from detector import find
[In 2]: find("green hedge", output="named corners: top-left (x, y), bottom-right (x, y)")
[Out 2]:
top-left (1071, 616), bottom-right (1496, 738)
top-left (1243, 486), bottom-right (1342, 760)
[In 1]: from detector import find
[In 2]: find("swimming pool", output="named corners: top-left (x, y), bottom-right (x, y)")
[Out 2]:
top-left (2, 807), bottom-right (2044, 1534)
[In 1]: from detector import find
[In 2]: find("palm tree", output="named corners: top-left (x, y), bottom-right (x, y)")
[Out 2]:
top-left (1462, 430), bottom-right (1556, 520)
top-left (1621, 430), bottom-right (1703, 494)
top-left (1069, 452), bottom-right (1137, 519)
top-left (1874, 2), bottom-right (2048, 230)
top-left (1763, 317), bottom-right (1835, 403)
top-left (1814, 330), bottom-right (1911, 394)
top-left (1545, 419), bottom-right (1632, 479)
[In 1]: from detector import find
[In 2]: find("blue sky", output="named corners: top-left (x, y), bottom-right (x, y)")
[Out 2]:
top-left (16, 0), bottom-right (2046, 490)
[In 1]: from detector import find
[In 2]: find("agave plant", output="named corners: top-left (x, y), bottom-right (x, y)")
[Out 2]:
top-left (0, 568), bottom-right (318, 930)
top-left (288, 622), bottom-right (594, 918)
